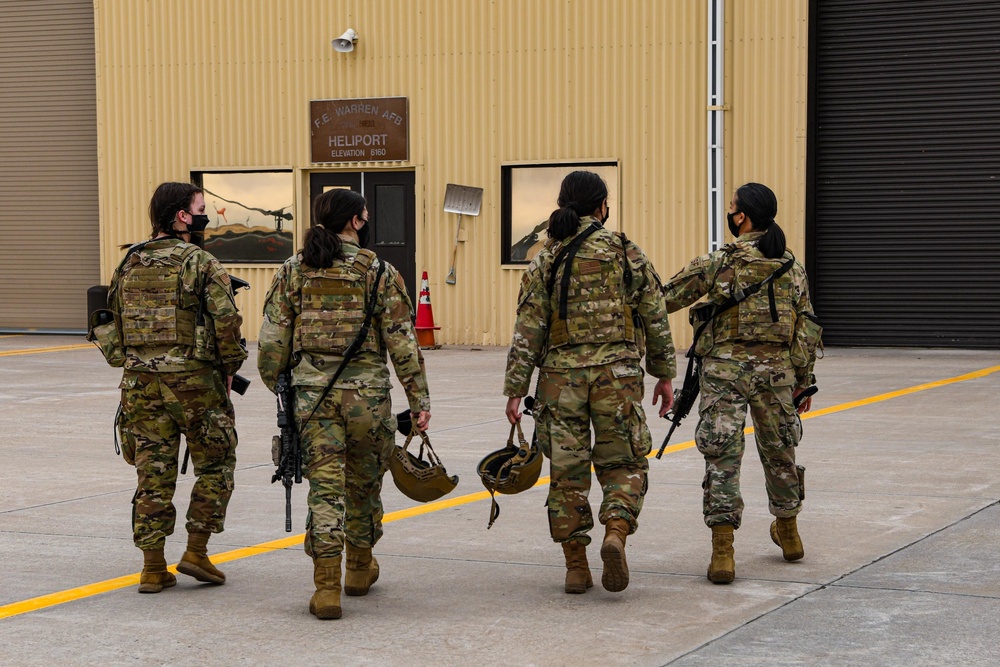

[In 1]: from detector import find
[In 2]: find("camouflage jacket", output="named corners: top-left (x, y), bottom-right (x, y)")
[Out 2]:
top-left (662, 231), bottom-right (819, 388)
top-left (109, 238), bottom-right (246, 376)
top-left (257, 240), bottom-right (431, 413)
top-left (504, 217), bottom-right (676, 398)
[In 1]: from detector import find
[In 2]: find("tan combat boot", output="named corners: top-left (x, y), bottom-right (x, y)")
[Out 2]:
top-left (344, 543), bottom-right (380, 597)
top-left (561, 541), bottom-right (593, 594)
top-left (310, 555), bottom-right (343, 620)
top-left (600, 518), bottom-right (631, 592)
top-left (138, 548), bottom-right (177, 594)
top-left (177, 530), bottom-right (225, 584)
top-left (708, 524), bottom-right (735, 584)
top-left (770, 516), bottom-right (804, 561)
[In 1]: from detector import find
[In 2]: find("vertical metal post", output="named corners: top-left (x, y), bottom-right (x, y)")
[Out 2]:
top-left (707, 0), bottom-right (726, 252)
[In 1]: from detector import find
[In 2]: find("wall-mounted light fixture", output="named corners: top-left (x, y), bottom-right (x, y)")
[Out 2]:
top-left (333, 28), bottom-right (358, 53)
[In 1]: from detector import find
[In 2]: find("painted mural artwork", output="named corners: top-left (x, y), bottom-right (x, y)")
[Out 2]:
top-left (506, 163), bottom-right (618, 263)
top-left (199, 172), bottom-right (295, 263)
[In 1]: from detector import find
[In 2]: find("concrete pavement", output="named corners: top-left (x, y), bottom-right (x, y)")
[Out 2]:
top-left (1, 336), bottom-right (998, 666)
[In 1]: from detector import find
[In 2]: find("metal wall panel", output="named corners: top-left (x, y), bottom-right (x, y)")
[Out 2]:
top-left (95, 0), bottom-right (809, 348)
top-left (730, 0), bottom-right (810, 262)
top-left (0, 0), bottom-right (99, 332)
top-left (811, 0), bottom-right (1000, 348)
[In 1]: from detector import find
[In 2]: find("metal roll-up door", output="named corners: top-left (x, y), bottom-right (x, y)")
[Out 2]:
top-left (809, 0), bottom-right (1000, 349)
top-left (0, 0), bottom-right (99, 333)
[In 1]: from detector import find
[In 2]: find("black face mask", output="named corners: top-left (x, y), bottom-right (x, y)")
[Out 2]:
top-left (187, 214), bottom-right (210, 246)
top-left (357, 220), bottom-right (371, 248)
top-left (599, 205), bottom-right (610, 225)
top-left (726, 211), bottom-right (742, 237)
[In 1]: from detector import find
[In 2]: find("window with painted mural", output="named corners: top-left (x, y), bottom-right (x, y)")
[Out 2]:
top-left (192, 171), bottom-right (294, 263)
top-left (501, 162), bottom-right (618, 265)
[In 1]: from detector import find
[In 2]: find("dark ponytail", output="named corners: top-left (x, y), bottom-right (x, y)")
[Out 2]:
top-left (735, 182), bottom-right (786, 259)
top-left (302, 188), bottom-right (367, 268)
top-left (547, 170), bottom-right (609, 241)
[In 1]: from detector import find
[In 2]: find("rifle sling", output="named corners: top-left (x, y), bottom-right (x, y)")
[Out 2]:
top-left (297, 259), bottom-right (387, 433)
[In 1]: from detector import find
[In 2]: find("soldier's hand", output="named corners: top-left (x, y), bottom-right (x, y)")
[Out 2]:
top-left (415, 411), bottom-right (431, 431)
top-left (505, 396), bottom-right (522, 424)
top-left (793, 389), bottom-right (812, 415)
top-left (226, 375), bottom-right (233, 397)
top-left (652, 378), bottom-right (674, 418)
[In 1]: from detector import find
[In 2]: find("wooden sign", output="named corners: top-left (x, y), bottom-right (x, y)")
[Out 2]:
top-left (310, 97), bottom-right (408, 163)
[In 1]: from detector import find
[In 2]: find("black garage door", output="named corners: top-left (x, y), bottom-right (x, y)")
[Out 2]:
top-left (808, 0), bottom-right (1000, 348)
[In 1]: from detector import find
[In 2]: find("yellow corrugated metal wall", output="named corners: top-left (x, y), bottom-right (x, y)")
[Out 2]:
top-left (95, 0), bottom-right (808, 349)
top-left (729, 0), bottom-right (810, 266)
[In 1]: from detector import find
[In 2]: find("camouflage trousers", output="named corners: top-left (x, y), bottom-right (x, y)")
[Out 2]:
top-left (296, 386), bottom-right (396, 559)
top-left (534, 362), bottom-right (652, 546)
top-left (119, 368), bottom-right (237, 551)
top-left (695, 357), bottom-right (802, 529)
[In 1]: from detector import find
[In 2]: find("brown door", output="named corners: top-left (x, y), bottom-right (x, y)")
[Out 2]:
top-left (309, 171), bottom-right (417, 303)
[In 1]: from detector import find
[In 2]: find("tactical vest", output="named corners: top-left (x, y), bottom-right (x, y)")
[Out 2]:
top-left (548, 232), bottom-right (634, 348)
top-left (714, 246), bottom-right (795, 345)
top-left (294, 249), bottom-right (383, 356)
top-left (120, 243), bottom-right (201, 347)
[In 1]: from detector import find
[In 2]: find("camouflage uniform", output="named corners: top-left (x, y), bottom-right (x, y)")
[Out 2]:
top-left (258, 240), bottom-right (430, 559)
top-left (108, 238), bottom-right (246, 551)
top-left (663, 231), bottom-right (820, 528)
top-left (504, 217), bottom-right (676, 545)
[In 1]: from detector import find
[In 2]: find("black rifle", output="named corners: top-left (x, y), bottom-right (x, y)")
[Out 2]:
top-left (655, 353), bottom-right (701, 459)
top-left (270, 372), bottom-right (302, 532)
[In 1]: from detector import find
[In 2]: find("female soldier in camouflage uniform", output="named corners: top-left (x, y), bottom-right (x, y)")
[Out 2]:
top-left (662, 182), bottom-right (822, 584)
top-left (108, 182), bottom-right (247, 594)
top-left (504, 170), bottom-right (676, 595)
top-left (258, 188), bottom-right (431, 620)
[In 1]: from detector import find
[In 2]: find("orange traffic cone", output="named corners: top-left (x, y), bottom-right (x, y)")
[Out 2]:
top-left (414, 271), bottom-right (442, 349)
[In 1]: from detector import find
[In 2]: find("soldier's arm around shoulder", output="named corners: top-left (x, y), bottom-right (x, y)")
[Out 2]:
top-left (662, 252), bottom-right (722, 313)
top-left (197, 254), bottom-right (247, 376)
top-left (503, 259), bottom-right (550, 397)
top-left (257, 259), bottom-right (298, 394)
top-left (624, 239), bottom-right (676, 380)
top-left (377, 261), bottom-right (430, 413)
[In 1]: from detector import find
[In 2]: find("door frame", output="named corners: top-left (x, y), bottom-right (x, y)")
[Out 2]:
top-left (309, 171), bottom-right (417, 302)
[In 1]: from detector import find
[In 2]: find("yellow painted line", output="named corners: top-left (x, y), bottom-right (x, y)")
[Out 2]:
top-left (0, 344), bottom-right (93, 357)
top-left (1, 362), bottom-right (997, 620)
top-left (650, 364), bottom-right (1000, 453)
top-left (800, 364), bottom-right (1000, 420)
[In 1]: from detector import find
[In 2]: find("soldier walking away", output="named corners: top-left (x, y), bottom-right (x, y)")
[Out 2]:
top-left (258, 188), bottom-right (431, 620)
top-left (101, 182), bottom-right (247, 593)
top-left (503, 170), bottom-right (676, 594)
top-left (662, 182), bottom-right (822, 584)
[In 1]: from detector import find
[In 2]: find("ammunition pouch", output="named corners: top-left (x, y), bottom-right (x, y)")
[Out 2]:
top-left (690, 302), bottom-right (717, 358)
top-left (191, 273), bottom-right (219, 361)
top-left (271, 435), bottom-right (282, 467)
top-left (87, 309), bottom-right (125, 368)
top-left (192, 320), bottom-right (217, 362)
